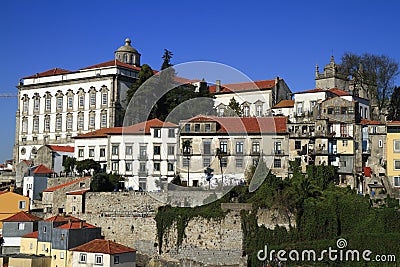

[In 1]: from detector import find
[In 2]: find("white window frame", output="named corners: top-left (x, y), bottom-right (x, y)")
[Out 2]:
top-left (90, 93), bottom-right (96, 106)
top-left (60, 252), bottom-right (64, 259)
top-left (45, 98), bottom-right (51, 111)
top-left (33, 117), bottom-right (39, 132)
top-left (379, 140), bottom-right (383, 148)
top-left (102, 93), bottom-right (108, 105)
top-left (394, 160), bottom-right (400, 170)
top-left (67, 96), bottom-right (73, 109)
top-left (79, 253), bottom-right (87, 263)
top-left (19, 200), bottom-right (26, 210)
top-left (89, 113), bottom-right (95, 128)
top-left (18, 222), bottom-right (25, 230)
top-left (34, 98), bottom-right (40, 112)
top-left (67, 116), bottom-right (73, 130)
top-left (79, 95), bottom-right (85, 108)
top-left (95, 254), bottom-right (103, 265)
top-left (394, 176), bottom-right (400, 187)
top-left (23, 99), bottom-right (29, 113)
top-left (57, 97), bottom-right (63, 110)
top-left (394, 140), bottom-right (400, 153)
top-left (101, 113), bottom-right (107, 128)
top-left (56, 116), bottom-right (62, 131)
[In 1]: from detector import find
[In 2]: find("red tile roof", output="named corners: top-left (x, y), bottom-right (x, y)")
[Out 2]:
top-left (75, 118), bottom-right (177, 139)
top-left (294, 88), bottom-right (325, 94)
top-left (387, 121), bottom-right (400, 125)
top-left (328, 88), bottom-right (351, 96)
top-left (33, 164), bottom-right (54, 174)
top-left (45, 215), bottom-right (82, 222)
top-left (48, 145), bottom-right (74, 153)
top-left (69, 239), bottom-right (136, 254)
top-left (43, 177), bottom-right (90, 192)
top-left (272, 100), bottom-right (295, 108)
top-left (209, 80), bottom-right (276, 94)
top-left (361, 119), bottom-right (384, 125)
top-left (23, 231), bottom-right (38, 238)
top-left (24, 68), bottom-right (72, 79)
top-left (185, 116), bottom-right (287, 134)
top-left (2, 212), bottom-right (42, 222)
top-left (56, 221), bottom-right (97, 229)
top-left (66, 189), bottom-right (89, 195)
top-left (81, 60), bottom-right (142, 72)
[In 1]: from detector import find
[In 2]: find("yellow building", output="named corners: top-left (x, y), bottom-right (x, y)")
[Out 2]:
top-left (20, 231), bottom-right (38, 255)
top-left (387, 121), bottom-right (400, 189)
top-left (0, 191), bottom-right (29, 230)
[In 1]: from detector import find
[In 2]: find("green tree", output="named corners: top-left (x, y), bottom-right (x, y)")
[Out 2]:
top-left (225, 97), bottom-right (242, 116)
top-left (75, 159), bottom-right (101, 175)
top-left (109, 173), bottom-right (124, 190)
top-left (90, 173), bottom-right (114, 192)
top-left (126, 64), bottom-right (154, 106)
top-left (161, 49), bottom-right (173, 70)
top-left (387, 86), bottom-right (400, 121)
top-left (62, 156), bottom-right (76, 174)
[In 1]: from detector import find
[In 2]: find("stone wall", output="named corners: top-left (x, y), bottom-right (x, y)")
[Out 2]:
top-left (256, 208), bottom-right (295, 229)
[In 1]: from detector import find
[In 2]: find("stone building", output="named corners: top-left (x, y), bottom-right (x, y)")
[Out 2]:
top-left (14, 38), bottom-right (142, 165)
top-left (35, 145), bottom-right (74, 174)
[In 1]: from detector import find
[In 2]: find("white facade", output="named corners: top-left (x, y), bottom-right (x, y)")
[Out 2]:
top-left (74, 120), bottom-right (178, 192)
top-left (23, 175), bottom-right (48, 206)
top-left (70, 251), bottom-right (136, 267)
top-left (293, 91), bottom-right (327, 117)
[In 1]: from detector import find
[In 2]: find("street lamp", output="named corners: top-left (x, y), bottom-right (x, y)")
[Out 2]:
top-left (216, 148), bottom-right (227, 188)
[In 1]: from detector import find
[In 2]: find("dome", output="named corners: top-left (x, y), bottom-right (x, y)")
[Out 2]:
top-left (116, 38), bottom-right (139, 54)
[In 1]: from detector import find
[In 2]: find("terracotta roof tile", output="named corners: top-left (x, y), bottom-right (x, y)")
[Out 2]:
top-left (43, 177), bottom-right (90, 192)
top-left (209, 80), bottom-right (276, 94)
top-left (48, 145), bottom-right (74, 153)
top-left (272, 100), bottom-right (295, 108)
top-left (81, 60), bottom-right (142, 72)
top-left (66, 189), bottom-right (89, 195)
top-left (185, 116), bottom-right (287, 134)
top-left (69, 239), bottom-right (136, 254)
top-left (23, 231), bottom-right (38, 238)
top-left (56, 221), bottom-right (97, 229)
top-left (2, 212), bottom-right (42, 222)
top-left (294, 88), bottom-right (325, 94)
top-left (387, 121), bottom-right (400, 125)
top-left (24, 68), bottom-right (72, 79)
top-left (44, 215), bottom-right (82, 222)
top-left (361, 119), bottom-right (384, 125)
top-left (328, 88), bottom-right (351, 96)
top-left (33, 164), bottom-right (54, 174)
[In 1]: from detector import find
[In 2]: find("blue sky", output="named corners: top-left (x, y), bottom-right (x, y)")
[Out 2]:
top-left (1, 0), bottom-right (400, 162)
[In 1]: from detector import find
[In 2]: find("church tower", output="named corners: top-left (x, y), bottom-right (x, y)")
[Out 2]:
top-left (114, 38), bottom-right (141, 66)
top-left (315, 56), bottom-right (350, 91)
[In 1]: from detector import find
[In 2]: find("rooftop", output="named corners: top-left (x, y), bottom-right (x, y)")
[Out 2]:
top-left (48, 145), bottom-right (74, 153)
top-left (272, 100), bottom-right (295, 109)
top-left (69, 239), bottom-right (136, 254)
top-left (209, 80), bottom-right (276, 94)
top-left (33, 164), bottom-right (54, 175)
top-left (23, 68), bottom-right (72, 79)
top-left (43, 177), bottom-right (90, 192)
top-left (2, 212), bottom-right (42, 222)
top-left (56, 221), bottom-right (97, 229)
top-left (66, 189), bottom-right (89, 195)
top-left (44, 214), bottom-right (82, 222)
top-left (22, 231), bottom-right (38, 238)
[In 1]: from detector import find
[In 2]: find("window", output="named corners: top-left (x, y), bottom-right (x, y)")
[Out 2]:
top-left (23, 99), bottom-right (29, 113)
top-left (342, 140), bottom-right (348, 147)
top-left (43, 226), bottom-right (47, 233)
top-left (274, 141), bottom-right (282, 154)
top-left (182, 158), bottom-right (190, 167)
top-left (79, 95), bottom-right (84, 108)
top-left (57, 97), bottom-right (63, 110)
top-left (90, 94), bottom-right (96, 106)
top-left (168, 162), bottom-right (174, 171)
top-left (348, 107), bottom-right (354, 114)
top-left (56, 116), bottom-right (62, 131)
top-left (60, 252), bottom-right (64, 259)
top-left (167, 145), bottom-right (175, 155)
top-left (252, 157), bottom-right (259, 166)
top-left (365, 107), bottom-right (368, 119)
top-left (78, 149), bottom-right (84, 157)
top-left (42, 244), bottom-right (46, 252)
top-left (18, 222), bottom-right (25, 230)
top-left (154, 145), bottom-right (161, 155)
top-left (100, 112), bottom-right (107, 128)
top-left (67, 96), bottom-right (73, 109)
top-left (78, 115), bottom-right (84, 130)
top-left (327, 107), bottom-right (334, 114)
top-left (203, 141), bottom-right (211, 155)
top-left (243, 106), bottom-right (250, 117)
top-left (168, 128), bottom-right (175, 138)
top-left (236, 158), bottom-right (243, 168)
top-left (139, 163), bottom-right (146, 172)
top-left (252, 141), bottom-right (260, 153)
top-left (203, 157), bottom-right (211, 167)
top-left (341, 107), bottom-right (347, 114)
top-left (295, 141), bottom-right (301, 150)
top-left (219, 107), bottom-right (225, 117)
top-left (45, 98), bottom-right (51, 111)
top-left (100, 148), bottom-right (106, 157)
top-left (185, 124), bottom-right (190, 132)
top-left (236, 141), bottom-right (243, 154)
top-left (22, 119), bottom-right (28, 133)
top-left (194, 124), bottom-right (200, 132)
top-left (102, 93), bottom-right (107, 105)
top-left (30, 243), bottom-right (33, 250)
top-left (89, 148), bottom-right (95, 157)
top-left (256, 105), bottom-right (262, 116)
top-left (140, 146), bottom-right (147, 158)
top-left (89, 113), bottom-right (95, 128)
top-left (379, 140), bottom-right (383, 148)
top-left (340, 161), bottom-right (347, 168)
top-left (154, 128), bottom-right (161, 137)
top-left (44, 117), bottom-right (50, 132)
top-left (394, 140), bottom-right (400, 152)
top-left (111, 161), bottom-right (119, 171)
top-left (205, 123), bottom-right (211, 132)
top-left (112, 145), bottom-right (119, 155)
top-left (34, 99), bottom-right (40, 112)
top-left (19, 200), bottom-right (26, 210)
top-left (274, 158), bottom-right (282, 168)
top-left (296, 102), bottom-right (303, 115)
top-left (340, 124), bottom-right (348, 137)
top-left (33, 117), bottom-right (39, 132)
top-left (220, 141), bottom-right (228, 153)
top-left (67, 116), bottom-right (73, 130)
top-left (220, 157), bottom-right (227, 167)
top-left (114, 255), bottom-right (120, 264)
top-left (126, 145), bottom-right (133, 155)
top-left (126, 162), bottom-right (132, 171)
top-left (79, 253), bottom-right (87, 263)
top-left (394, 177), bottom-right (400, 187)
top-left (95, 255), bottom-right (103, 265)
top-left (394, 160), bottom-right (400, 170)
top-left (154, 162), bottom-right (160, 171)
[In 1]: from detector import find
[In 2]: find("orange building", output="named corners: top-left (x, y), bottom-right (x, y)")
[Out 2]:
top-left (0, 191), bottom-right (30, 231)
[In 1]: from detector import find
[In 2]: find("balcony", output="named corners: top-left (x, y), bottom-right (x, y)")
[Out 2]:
top-left (274, 150), bottom-right (285, 156)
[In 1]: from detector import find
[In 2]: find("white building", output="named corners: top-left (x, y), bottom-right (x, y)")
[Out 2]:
top-left (14, 38), bottom-right (142, 165)
top-left (209, 79), bottom-right (292, 117)
top-left (74, 118), bottom-right (178, 192)
top-left (69, 239), bottom-right (136, 267)
top-left (22, 164), bottom-right (54, 207)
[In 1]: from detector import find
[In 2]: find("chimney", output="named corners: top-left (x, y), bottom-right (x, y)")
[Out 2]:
top-left (216, 80), bottom-right (221, 93)
top-left (79, 220), bottom-right (85, 228)
top-left (68, 218), bottom-right (72, 224)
